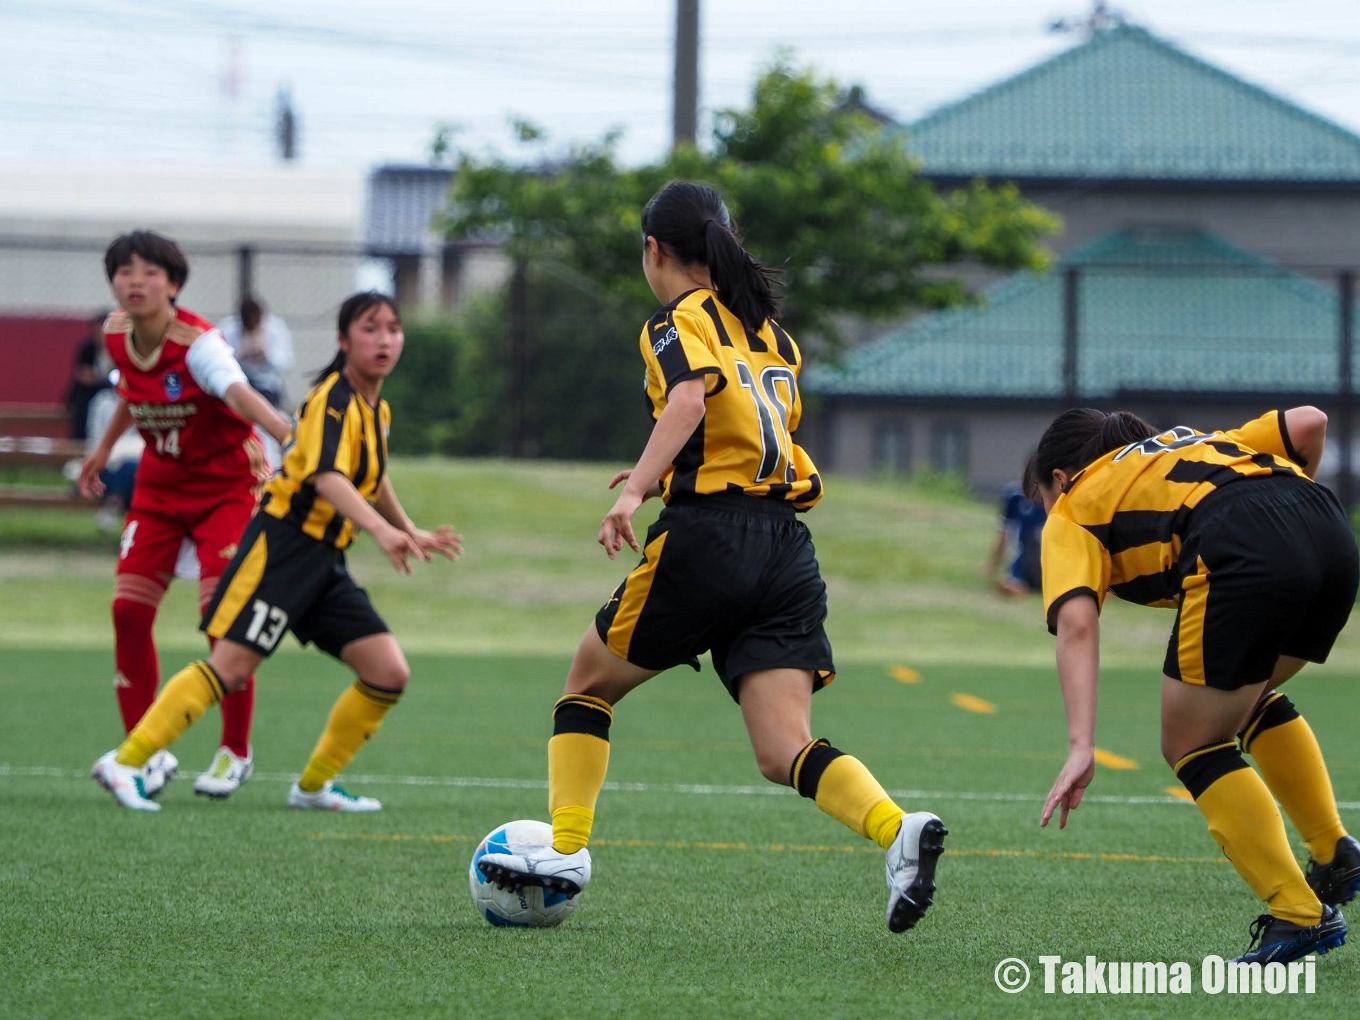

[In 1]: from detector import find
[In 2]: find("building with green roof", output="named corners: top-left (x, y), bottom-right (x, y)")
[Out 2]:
top-left (804, 24), bottom-right (1359, 493)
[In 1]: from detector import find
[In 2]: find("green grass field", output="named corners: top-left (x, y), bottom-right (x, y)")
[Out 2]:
top-left (2, 460), bottom-right (1358, 1018)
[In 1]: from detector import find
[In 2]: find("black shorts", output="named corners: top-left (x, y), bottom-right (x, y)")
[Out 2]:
top-left (1165, 476), bottom-right (1358, 689)
top-left (201, 512), bottom-right (388, 660)
top-left (595, 492), bottom-right (836, 702)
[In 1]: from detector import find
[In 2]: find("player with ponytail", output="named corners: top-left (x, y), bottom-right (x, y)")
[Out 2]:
top-left (477, 180), bottom-right (948, 936)
top-left (1029, 404), bottom-right (1359, 964)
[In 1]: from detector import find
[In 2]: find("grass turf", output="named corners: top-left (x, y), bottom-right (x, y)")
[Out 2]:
top-left (2, 459), bottom-right (1358, 1017)
top-left (1, 648), bottom-right (1357, 1019)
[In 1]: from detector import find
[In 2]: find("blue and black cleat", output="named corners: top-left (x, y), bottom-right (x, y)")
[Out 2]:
top-left (1232, 905), bottom-right (1347, 965)
top-left (1306, 835), bottom-right (1360, 907)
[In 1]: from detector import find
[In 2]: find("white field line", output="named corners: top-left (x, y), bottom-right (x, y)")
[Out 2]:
top-left (5, 763), bottom-right (1358, 810)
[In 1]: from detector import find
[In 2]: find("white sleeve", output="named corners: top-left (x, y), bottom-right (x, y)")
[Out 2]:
top-left (185, 328), bottom-right (249, 399)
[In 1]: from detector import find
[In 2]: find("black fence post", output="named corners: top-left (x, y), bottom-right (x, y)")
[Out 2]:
top-left (508, 258), bottom-right (529, 458)
top-left (1062, 266), bottom-right (1080, 409)
top-left (1339, 270), bottom-right (1355, 512)
top-left (236, 245), bottom-right (254, 306)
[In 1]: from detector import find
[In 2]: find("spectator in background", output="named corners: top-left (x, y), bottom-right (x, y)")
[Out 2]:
top-left (66, 312), bottom-right (111, 440)
top-left (218, 294), bottom-right (293, 410)
top-left (982, 480), bottom-right (1046, 596)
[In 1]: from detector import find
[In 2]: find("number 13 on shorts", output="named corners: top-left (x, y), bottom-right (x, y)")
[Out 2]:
top-left (245, 599), bottom-right (289, 651)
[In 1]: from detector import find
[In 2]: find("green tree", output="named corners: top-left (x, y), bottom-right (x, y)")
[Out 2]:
top-left (443, 59), bottom-right (1059, 350)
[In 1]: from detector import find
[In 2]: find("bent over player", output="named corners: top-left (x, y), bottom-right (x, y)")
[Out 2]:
top-left (79, 231), bottom-right (291, 799)
top-left (1029, 406), bottom-right (1359, 964)
top-left (478, 180), bottom-right (947, 933)
top-left (92, 291), bottom-right (462, 812)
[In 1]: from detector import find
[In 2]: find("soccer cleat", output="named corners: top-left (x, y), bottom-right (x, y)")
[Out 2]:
top-left (91, 750), bottom-right (160, 811)
top-left (477, 844), bottom-right (592, 898)
top-left (1306, 835), bottom-right (1360, 907)
top-left (1233, 905), bottom-right (1347, 965)
top-left (141, 749), bottom-right (179, 799)
top-left (194, 747), bottom-right (253, 799)
top-left (885, 811), bottom-right (948, 933)
top-left (287, 781), bottom-right (381, 812)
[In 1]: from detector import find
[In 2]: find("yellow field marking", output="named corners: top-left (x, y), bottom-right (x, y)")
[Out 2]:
top-left (312, 831), bottom-right (1227, 865)
top-left (1165, 786), bottom-right (1194, 802)
top-left (888, 665), bottom-right (920, 684)
top-left (951, 693), bottom-right (996, 714)
top-left (1093, 748), bottom-right (1139, 770)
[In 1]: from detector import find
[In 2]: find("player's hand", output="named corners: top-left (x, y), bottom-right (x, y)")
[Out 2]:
top-left (1040, 746), bottom-right (1096, 829)
top-left (607, 470), bottom-right (662, 501)
top-left (77, 449), bottom-right (109, 499)
top-left (411, 525), bottom-right (463, 561)
top-left (375, 523), bottom-right (429, 575)
top-left (599, 491), bottom-right (643, 560)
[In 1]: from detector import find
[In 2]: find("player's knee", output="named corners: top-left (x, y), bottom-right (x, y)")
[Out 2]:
top-left (367, 658), bottom-right (410, 692)
top-left (215, 668), bottom-right (251, 694)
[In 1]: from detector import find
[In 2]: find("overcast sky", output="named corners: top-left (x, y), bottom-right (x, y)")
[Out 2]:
top-left (1, 0), bottom-right (1357, 170)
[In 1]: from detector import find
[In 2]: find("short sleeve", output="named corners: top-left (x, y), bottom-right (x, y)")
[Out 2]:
top-left (640, 308), bottom-right (725, 397)
top-left (291, 380), bottom-right (355, 480)
top-left (185, 328), bottom-right (248, 399)
top-left (1222, 410), bottom-right (1303, 466)
top-left (1041, 514), bottom-right (1111, 634)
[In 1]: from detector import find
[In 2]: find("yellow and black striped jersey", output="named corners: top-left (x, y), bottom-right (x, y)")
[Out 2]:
top-left (641, 288), bottom-right (823, 509)
top-left (261, 371), bottom-right (389, 549)
top-left (1042, 410), bottom-right (1309, 631)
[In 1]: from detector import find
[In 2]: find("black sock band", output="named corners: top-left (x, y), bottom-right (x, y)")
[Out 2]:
top-left (1174, 741), bottom-right (1250, 800)
top-left (790, 738), bottom-right (844, 798)
top-left (554, 694), bottom-right (613, 740)
top-left (1238, 693), bottom-right (1301, 753)
top-left (192, 660), bottom-right (227, 702)
top-left (355, 678), bottom-right (403, 705)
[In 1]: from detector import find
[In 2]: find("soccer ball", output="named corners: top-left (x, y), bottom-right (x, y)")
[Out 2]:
top-left (469, 819), bottom-right (579, 927)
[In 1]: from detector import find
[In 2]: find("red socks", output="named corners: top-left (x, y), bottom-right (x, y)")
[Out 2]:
top-left (112, 591), bottom-right (160, 733)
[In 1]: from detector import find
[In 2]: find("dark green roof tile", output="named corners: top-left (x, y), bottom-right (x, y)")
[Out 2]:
top-left (904, 26), bottom-right (1360, 183)
top-left (807, 229), bottom-right (1351, 398)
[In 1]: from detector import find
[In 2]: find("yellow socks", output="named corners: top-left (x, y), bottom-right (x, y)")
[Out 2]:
top-left (793, 738), bottom-right (906, 850)
top-left (548, 695), bottom-right (613, 854)
top-left (116, 661), bottom-right (225, 768)
top-left (298, 679), bottom-right (402, 792)
top-left (1241, 693), bottom-right (1347, 865)
top-left (1175, 741), bottom-right (1322, 926)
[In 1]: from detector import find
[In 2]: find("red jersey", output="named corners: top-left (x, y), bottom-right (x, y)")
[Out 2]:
top-left (105, 306), bottom-right (268, 508)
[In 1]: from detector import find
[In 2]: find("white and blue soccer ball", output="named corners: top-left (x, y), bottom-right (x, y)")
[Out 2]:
top-left (469, 819), bottom-right (579, 928)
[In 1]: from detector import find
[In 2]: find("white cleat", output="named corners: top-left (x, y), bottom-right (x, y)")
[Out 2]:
top-left (885, 811), bottom-right (948, 933)
top-left (142, 749), bottom-right (179, 799)
top-left (194, 747), bottom-right (253, 799)
top-left (477, 844), bottom-right (592, 897)
top-left (91, 750), bottom-right (160, 811)
top-left (287, 780), bottom-right (381, 812)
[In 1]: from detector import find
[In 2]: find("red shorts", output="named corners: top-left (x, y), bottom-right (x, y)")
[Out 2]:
top-left (117, 490), bottom-right (258, 586)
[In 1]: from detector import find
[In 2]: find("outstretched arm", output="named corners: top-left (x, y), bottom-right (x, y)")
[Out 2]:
top-left (313, 472), bottom-right (427, 575)
top-left (598, 376), bottom-right (707, 559)
top-left (1041, 594), bottom-right (1100, 829)
top-left (375, 477), bottom-right (462, 561)
top-left (222, 382), bottom-right (291, 444)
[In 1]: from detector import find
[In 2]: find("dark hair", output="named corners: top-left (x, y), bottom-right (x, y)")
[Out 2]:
top-left (641, 180), bottom-right (779, 335)
top-left (1024, 408), bottom-right (1159, 501)
top-left (239, 295), bottom-right (263, 333)
top-left (103, 230), bottom-right (189, 295)
top-left (313, 291), bottom-right (401, 384)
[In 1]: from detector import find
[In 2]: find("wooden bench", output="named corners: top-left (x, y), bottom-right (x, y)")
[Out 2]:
top-left (0, 407), bottom-right (88, 508)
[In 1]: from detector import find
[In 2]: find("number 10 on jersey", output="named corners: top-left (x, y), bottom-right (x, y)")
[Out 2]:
top-left (735, 360), bottom-right (797, 484)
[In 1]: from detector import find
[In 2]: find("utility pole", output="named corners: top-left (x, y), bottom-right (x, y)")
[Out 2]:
top-left (673, 0), bottom-right (699, 147)
top-left (275, 85), bottom-right (298, 161)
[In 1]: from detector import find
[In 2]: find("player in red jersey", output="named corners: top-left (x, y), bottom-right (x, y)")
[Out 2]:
top-left (79, 231), bottom-right (292, 801)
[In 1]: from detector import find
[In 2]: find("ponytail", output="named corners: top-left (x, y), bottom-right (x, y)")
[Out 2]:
top-left (1026, 407), bottom-right (1159, 499)
top-left (642, 180), bottom-right (780, 334)
top-left (312, 350), bottom-right (346, 386)
top-left (702, 217), bottom-right (779, 335)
